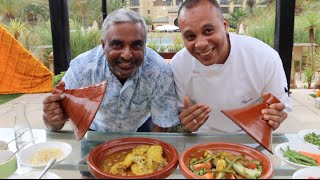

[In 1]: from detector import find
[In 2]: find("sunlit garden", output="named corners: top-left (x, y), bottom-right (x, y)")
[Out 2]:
top-left (0, 0), bottom-right (320, 92)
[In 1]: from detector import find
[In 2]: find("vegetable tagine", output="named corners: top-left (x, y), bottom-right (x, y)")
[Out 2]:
top-left (189, 150), bottom-right (263, 179)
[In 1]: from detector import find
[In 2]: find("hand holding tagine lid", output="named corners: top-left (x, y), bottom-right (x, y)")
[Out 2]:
top-left (52, 81), bottom-right (107, 140)
top-left (221, 93), bottom-right (281, 154)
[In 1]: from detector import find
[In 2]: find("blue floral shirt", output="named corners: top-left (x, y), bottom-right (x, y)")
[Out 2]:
top-left (62, 45), bottom-right (180, 132)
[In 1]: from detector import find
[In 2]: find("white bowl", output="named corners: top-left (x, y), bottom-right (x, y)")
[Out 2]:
top-left (17, 141), bottom-right (72, 168)
top-left (275, 142), bottom-right (320, 169)
top-left (297, 129), bottom-right (320, 146)
top-left (0, 140), bottom-right (8, 150)
top-left (292, 167), bottom-right (320, 179)
top-left (9, 171), bottom-right (61, 179)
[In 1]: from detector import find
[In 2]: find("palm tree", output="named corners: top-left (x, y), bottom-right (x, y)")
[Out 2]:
top-left (4, 19), bottom-right (27, 40)
top-left (0, 0), bottom-right (21, 22)
top-left (19, 3), bottom-right (48, 25)
top-left (227, 8), bottom-right (247, 31)
top-left (68, 0), bottom-right (101, 27)
top-left (246, 0), bottom-right (255, 17)
top-left (107, 0), bottom-right (125, 13)
top-left (300, 13), bottom-right (320, 72)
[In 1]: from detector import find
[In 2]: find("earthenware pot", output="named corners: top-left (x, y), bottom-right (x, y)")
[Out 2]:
top-left (87, 137), bottom-right (178, 179)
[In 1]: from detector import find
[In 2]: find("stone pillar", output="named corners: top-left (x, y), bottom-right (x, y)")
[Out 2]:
top-left (49, 52), bottom-right (54, 73)
top-left (290, 57), bottom-right (297, 89)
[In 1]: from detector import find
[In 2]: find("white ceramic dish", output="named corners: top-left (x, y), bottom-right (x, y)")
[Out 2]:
top-left (275, 142), bottom-right (320, 169)
top-left (297, 129), bottom-right (320, 146)
top-left (292, 167), bottom-right (320, 179)
top-left (9, 171), bottom-right (61, 179)
top-left (17, 141), bottom-right (72, 168)
top-left (0, 140), bottom-right (8, 150)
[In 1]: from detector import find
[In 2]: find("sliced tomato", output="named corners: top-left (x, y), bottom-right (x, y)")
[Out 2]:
top-left (225, 173), bottom-right (236, 179)
top-left (247, 162), bottom-right (257, 170)
top-left (193, 161), bottom-right (213, 171)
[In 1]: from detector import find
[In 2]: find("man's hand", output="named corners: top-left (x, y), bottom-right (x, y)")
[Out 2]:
top-left (179, 96), bottom-right (212, 132)
top-left (261, 102), bottom-right (287, 130)
top-left (43, 81), bottom-right (68, 131)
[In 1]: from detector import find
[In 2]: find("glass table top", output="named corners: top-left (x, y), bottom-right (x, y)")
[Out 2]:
top-left (0, 128), bottom-right (300, 179)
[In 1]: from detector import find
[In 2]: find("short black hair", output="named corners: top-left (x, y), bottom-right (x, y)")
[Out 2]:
top-left (176, 0), bottom-right (222, 26)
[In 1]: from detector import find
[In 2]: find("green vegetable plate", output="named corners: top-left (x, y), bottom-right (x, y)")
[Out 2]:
top-left (298, 129), bottom-right (320, 147)
top-left (275, 142), bottom-right (320, 169)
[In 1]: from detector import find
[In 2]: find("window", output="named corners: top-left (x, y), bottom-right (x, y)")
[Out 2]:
top-left (219, 0), bottom-right (230, 5)
top-left (153, 0), bottom-right (173, 6)
top-left (221, 7), bottom-right (229, 14)
top-left (130, 0), bottom-right (139, 6)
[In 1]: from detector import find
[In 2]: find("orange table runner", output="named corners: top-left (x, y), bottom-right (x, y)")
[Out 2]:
top-left (0, 25), bottom-right (53, 94)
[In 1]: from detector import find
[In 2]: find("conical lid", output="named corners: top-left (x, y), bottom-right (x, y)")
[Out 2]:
top-left (221, 93), bottom-right (280, 154)
top-left (52, 81), bottom-right (107, 140)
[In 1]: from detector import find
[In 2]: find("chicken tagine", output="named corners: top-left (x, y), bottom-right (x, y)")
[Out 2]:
top-left (101, 145), bottom-right (168, 176)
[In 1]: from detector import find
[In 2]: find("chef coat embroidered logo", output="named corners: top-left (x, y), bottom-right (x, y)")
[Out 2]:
top-left (241, 98), bottom-right (253, 105)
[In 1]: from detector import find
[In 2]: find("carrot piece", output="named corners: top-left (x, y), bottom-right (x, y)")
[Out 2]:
top-left (298, 151), bottom-right (320, 165)
top-left (298, 151), bottom-right (320, 159)
top-left (202, 172), bottom-right (214, 179)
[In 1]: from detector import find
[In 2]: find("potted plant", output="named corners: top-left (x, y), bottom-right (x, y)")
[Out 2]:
top-left (147, 34), bottom-right (184, 60)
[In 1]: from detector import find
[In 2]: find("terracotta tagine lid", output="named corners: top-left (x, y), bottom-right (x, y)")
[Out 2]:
top-left (52, 81), bottom-right (107, 140)
top-left (221, 93), bottom-right (280, 154)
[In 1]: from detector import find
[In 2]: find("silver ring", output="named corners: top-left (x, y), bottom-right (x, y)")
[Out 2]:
top-left (193, 119), bottom-right (198, 124)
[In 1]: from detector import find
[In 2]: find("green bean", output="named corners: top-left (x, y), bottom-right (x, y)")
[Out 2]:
top-left (204, 169), bottom-right (237, 174)
top-left (295, 158), bottom-right (318, 166)
top-left (225, 156), bottom-right (243, 170)
top-left (287, 151), bottom-right (316, 163)
top-left (194, 157), bottom-right (212, 164)
top-left (281, 147), bottom-right (319, 166)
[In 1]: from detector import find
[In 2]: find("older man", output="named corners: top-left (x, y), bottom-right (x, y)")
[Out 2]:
top-left (43, 9), bottom-right (180, 133)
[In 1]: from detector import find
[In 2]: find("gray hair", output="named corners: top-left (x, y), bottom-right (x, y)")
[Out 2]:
top-left (101, 8), bottom-right (148, 42)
